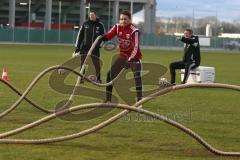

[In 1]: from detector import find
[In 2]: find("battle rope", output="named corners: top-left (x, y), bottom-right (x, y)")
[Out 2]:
top-left (1, 35), bottom-right (239, 156)
top-left (0, 66), bottom-right (125, 117)
top-left (0, 35), bottom-right (123, 117)
top-left (0, 81), bottom-right (239, 156)
top-left (66, 35), bottom-right (104, 107)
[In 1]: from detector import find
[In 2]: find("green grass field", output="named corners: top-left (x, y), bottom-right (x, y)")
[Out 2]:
top-left (0, 44), bottom-right (240, 160)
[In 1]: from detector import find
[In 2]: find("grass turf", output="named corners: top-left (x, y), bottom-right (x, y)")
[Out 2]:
top-left (0, 44), bottom-right (240, 160)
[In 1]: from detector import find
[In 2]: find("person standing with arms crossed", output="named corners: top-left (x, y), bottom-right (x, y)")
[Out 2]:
top-left (74, 10), bottom-right (105, 83)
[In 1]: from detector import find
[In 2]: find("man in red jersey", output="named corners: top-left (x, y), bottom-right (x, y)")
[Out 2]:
top-left (100, 10), bottom-right (143, 103)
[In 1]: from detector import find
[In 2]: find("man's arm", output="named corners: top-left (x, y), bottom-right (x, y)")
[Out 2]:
top-left (99, 22), bottom-right (105, 35)
top-left (180, 36), bottom-right (199, 45)
top-left (74, 24), bottom-right (85, 51)
top-left (104, 25), bottom-right (117, 40)
top-left (128, 31), bottom-right (140, 61)
top-left (95, 25), bottom-right (117, 50)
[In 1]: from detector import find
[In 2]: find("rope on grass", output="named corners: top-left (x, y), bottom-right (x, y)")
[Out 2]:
top-left (0, 66), bottom-right (125, 117)
top-left (0, 78), bottom-right (50, 113)
top-left (0, 35), bottom-right (239, 156)
top-left (0, 35), bottom-right (125, 116)
top-left (0, 82), bottom-right (239, 156)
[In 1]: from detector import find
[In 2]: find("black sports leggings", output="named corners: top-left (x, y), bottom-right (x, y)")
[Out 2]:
top-left (80, 50), bottom-right (101, 80)
top-left (170, 61), bottom-right (199, 84)
top-left (106, 57), bottom-right (143, 102)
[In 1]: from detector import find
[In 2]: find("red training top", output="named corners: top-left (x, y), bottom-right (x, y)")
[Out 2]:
top-left (104, 23), bottom-right (142, 61)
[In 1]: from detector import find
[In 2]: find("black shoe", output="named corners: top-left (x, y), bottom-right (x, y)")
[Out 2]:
top-left (96, 79), bottom-right (102, 84)
top-left (80, 79), bottom-right (84, 84)
top-left (103, 100), bottom-right (111, 103)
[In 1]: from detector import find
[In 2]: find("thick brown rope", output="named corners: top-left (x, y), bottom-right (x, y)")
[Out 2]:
top-left (0, 79), bottom-right (51, 113)
top-left (0, 82), bottom-right (239, 156)
top-left (0, 66), bottom-right (125, 118)
top-left (0, 35), bottom-right (239, 156)
top-left (0, 35), bottom-right (125, 116)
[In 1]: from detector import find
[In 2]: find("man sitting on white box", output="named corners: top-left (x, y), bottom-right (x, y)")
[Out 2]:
top-left (169, 28), bottom-right (201, 84)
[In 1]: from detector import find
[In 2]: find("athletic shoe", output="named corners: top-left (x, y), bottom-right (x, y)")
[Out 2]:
top-left (80, 79), bottom-right (84, 84)
top-left (96, 79), bottom-right (102, 84)
top-left (103, 100), bottom-right (111, 103)
top-left (159, 79), bottom-right (175, 87)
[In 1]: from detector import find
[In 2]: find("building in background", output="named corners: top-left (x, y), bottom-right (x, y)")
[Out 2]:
top-left (0, 0), bottom-right (156, 33)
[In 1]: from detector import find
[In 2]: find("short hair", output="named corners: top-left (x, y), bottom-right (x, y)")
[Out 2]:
top-left (185, 28), bottom-right (193, 34)
top-left (90, 10), bottom-right (96, 15)
top-left (120, 10), bottom-right (131, 19)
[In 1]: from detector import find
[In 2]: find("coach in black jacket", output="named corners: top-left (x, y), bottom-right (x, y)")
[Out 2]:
top-left (169, 28), bottom-right (201, 84)
top-left (74, 10), bottom-right (105, 83)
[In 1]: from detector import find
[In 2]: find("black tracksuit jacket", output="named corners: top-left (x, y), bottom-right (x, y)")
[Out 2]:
top-left (75, 19), bottom-right (105, 54)
top-left (181, 36), bottom-right (201, 65)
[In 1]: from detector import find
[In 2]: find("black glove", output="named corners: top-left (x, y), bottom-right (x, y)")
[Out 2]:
top-left (124, 61), bottom-right (131, 69)
top-left (100, 35), bottom-right (108, 41)
top-left (98, 35), bottom-right (108, 45)
top-left (95, 36), bottom-right (108, 50)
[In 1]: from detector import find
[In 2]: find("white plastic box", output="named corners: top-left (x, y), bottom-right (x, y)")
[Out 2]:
top-left (181, 66), bottom-right (215, 83)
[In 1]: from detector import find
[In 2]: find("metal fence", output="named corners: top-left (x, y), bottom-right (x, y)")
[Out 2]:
top-left (0, 28), bottom-right (77, 43)
top-left (1, 27), bottom-right (240, 51)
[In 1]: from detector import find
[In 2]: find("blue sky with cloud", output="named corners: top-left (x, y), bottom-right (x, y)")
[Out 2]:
top-left (133, 0), bottom-right (240, 23)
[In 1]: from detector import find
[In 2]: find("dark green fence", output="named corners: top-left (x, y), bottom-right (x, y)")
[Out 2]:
top-left (0, 27), bottom-right (240, 50)
top-left (0, 28), bottom-right (78, 44)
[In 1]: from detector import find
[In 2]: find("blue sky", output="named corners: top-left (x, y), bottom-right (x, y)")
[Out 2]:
top-left (133, 0), bottom-right (240, 23)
